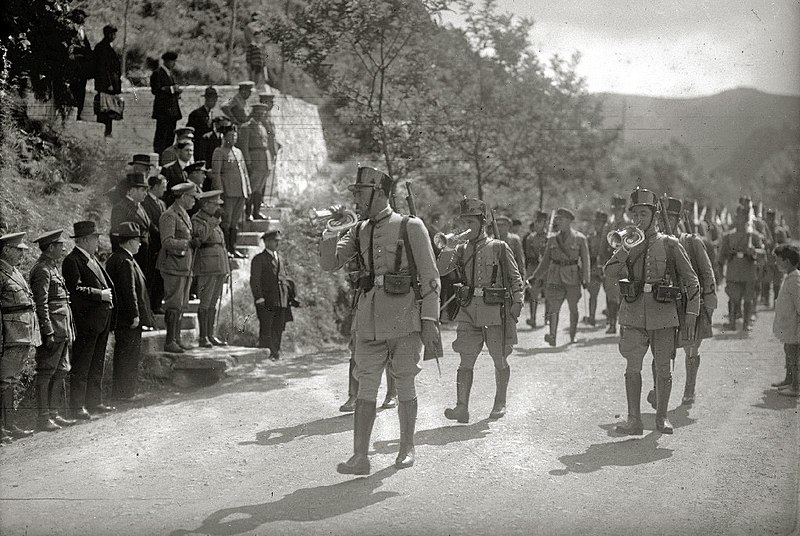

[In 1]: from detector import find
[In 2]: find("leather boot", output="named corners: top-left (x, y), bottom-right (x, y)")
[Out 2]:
top-left (175, 311), bottom-right (193, 350)
top-left (208, 307), bottom-right (227, 346)
top-left (614, 372), bottom-right (643, 435)
top-left (444, 368), bottom-right (473, 423)
top-left (231, 228), bottom-right (246, 259)
top-left (605, 302), bottom-right (618, 334)
top-left (163, 310), bottom-right (184, 354)
top-left (251, 193), bottom-right (266, 220)
top-left (683, 355), bottom-right (700, 404)
top-left (725, 301), bottom-right (737, 330)
top-left (489, 366), bottom-right (510, 419)
top-left (49, 378), bottom-right (75, 426)
top-left (655, 371), bottom-right (674, 434)
top-left (339, 360), bottom-right (359, 413)
top-left (646, 359), bottom-right (657, 409)
top-left (544, 313), bottom-right (558, 346)
top-left (742, 301), bottom-right (753, 332)
top-left (197, 310), bottom-right (212, 348)
top-left (3, 391), bottom-right (33, 438)
top-left (36, 382), bottom-right (59, 431)
top-left (381, 369), bottom-right (397, 409)
top-left (527, 302), bottom-right (537, 328)
top-left (395, 398), bottom-right (417, 468)
top-left (336, 399), bottom-right (376, 475)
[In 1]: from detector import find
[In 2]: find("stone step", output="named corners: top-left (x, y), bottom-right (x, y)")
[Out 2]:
top-left (244, 219), bottom-right (281, 233)
top-left (237, 232), bottom-right (263, 247)
top-left (185, 299), bottom-right (200, 314)
top-left (141, 329), bottom-right (200, 357)
top-left (141, 344), bottom-right (270, 388)
top-left (235, 245), bottom-right (261, 260)
top-left (152, 312), bottom-right (198, 331)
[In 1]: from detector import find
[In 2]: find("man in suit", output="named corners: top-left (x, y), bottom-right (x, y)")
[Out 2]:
top-left (150, 51), bottom-right (183, 155)
top-left (93, 25), bottom-right (122, 137)
top-left (106, 222), bottom-right (155, 400)
top-left (160, 127), bottom-right (195, 166)
top-left (187, 87), bottom-right (219, 163)
top-left (530, 207), bottom-right (591, 346)
top-left (62, 221), bottom-right (116, 419)
top-left (0, 233), bottom-right (39, 444)
top-left (250, 229), bottom-right (296, 360)
top-left (142, 175), bottom-right (168, 314)
top-left (110, 171), bottom-right (151, 263)
top-left (161, 140), bottom-right (193, 207)
top-left (221, 81), bottom-right (254, 125)
top-left (158, 183), bottom-right (199, 353)
top-left (68, 9), bottom-right (93, 121)
top-left (30, 230), bottom-right (76, 431)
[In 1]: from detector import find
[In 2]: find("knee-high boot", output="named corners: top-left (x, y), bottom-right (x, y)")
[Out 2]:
top-left (545, 312), bottom-right (558, 346)
top-left (614, 372), bottom-right (643, 435)
top-left (381, 368), bottom-right (397, 409)
top-left (175, 310), bottom-right (192, 350)
top-left (646, 359), bottom-right (657, 409)
top-left (0, 391), bottom-right (12, 444)
top-left (606, 301), bottom-right (618, 334)
top-left (208, 307), bottom-right (227, 346)
top-left (683, 354), bottom-right (700, 404)
top-left (164, 310), bottom-right (184, 354)
top-left (395, 398), bottom-right (417, 468)
top-left (49, 376), bottom-right (75, 426)
top-left (490, 366), bottom-right (510, 418)
top-left (36, 380), bottom-right (60, 431)
top-left (198, 310), bottom-right (212, 348)
top-left (725, 300), bottom-right (737, 330)
top-left (251, 192), bottom-right (265, 220)
top-left (3, 389), bottom-right (33, 438)
top-left (444, 368), bottom-right (473, 423)
top-left (339, 359), bottom-right (359, 413)
top-left (527, 301), bottom-right (538, 327)
top-left (336, 399), bottom-right (376, 475)
top-left (655, 370), bottom-right (674, 434)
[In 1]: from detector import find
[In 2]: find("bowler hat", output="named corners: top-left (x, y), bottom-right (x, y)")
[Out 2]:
top-left (161, 51), bottom-right (178, 62)
top-left (348, 166), bottom-right (393, 195)
top-left (112, 222), bottom-right (142, 239)
top-left (71, 221), bottom-right (100, 238)
top-left (0, 232), bottom-right (29, 250)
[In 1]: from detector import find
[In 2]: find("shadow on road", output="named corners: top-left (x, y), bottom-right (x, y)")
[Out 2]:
top-left (168, 466), bottom-right (400, 536)
top-left (752, 388), bottom-right (798, 411)
top-left (372, 418), bottom-right (492, 454)
top-left (239, 414), bottom-right (353, 446)
top-left (574, 335), bottom-right (619, 348)
top-left (548, 431), bottom-right (673, 475)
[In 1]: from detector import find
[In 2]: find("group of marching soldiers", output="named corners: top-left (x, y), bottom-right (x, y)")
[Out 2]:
top-left (320, 165), bottom-right (796, 475)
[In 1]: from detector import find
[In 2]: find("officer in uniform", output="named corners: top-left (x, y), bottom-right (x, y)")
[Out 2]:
top-left (221, 81), bottom-right (254, 125)
top-left (158, 183), bottom-right (200, 353)
top-left (762, 208), bottom-right (788, 307)
top-left (719, 207), bottom-right (765, 332)
top-left (257, 93), bottom-right (282, 207)
top-left (437, 198), bottom-right (523, 424)
top-left (523, 211), bottom-right (549, 328)
top-left (191, 190), bottom-right (230, 348)
top-left (584, 210), bottom-right (608, 327)
top-left (605, 188), bottom-right (700, 435)
top-left (237, 102), bottom-right (278, 220)
top-left (30, 230), bottom-right (76, 431)
top-left (210, 122), bottom-right (251, 258)
top-left (602, 195), bottom-right (630, 334)
top-left (320, 166), bottom-right (441, 475)
top-left (530, 208), bottom-right (590, 346)
top-left (0, 233), bottom-right (39, 443)
top-left (495, 214), bottom-right (526, 283)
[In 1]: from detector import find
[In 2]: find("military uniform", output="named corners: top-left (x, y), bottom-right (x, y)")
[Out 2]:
top-left (437, 198), bottom-right (523, 424)
top-left (320, 166), bottom-right (440, 475)
top-left (522, 215), bottom-right (548, 327)
top-left (30, 230), bottom-right (76, 430)
top-left (762, 212), bottom-right (788, 306)
top-left (718, 222), bottom-right (764, 331)
top-left (605, 188), bottom-right (700, 435)
top-left (531, 208), bottom-right (590, 345)
top-left (191, 191), bottom-right (230, 348)
top-left (0, 233), bottom-right (40, 442)
top-left (210, 128), bottom-right (251, 257)
top-left (237, 103), bottom-right (278, 218)
top-left (585, 211), bottom-right (608, 326)
top-left (602, 196), bottom-right (630, 333)
top-left (158, 183), bottom-right (198, 352)
top-left (220, 83), bottom-right (253, 125)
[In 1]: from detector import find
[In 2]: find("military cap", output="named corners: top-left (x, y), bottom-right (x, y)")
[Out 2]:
top-left (611, 195), bottom-right (627, 208)
top-left (459, 198), bottom-right (486, 217)
top-left (197, 190), bottom-right (224, 204)
top-left (174, 126), bottom-right (195, 139)
top-left (348, 166), bottom-right (393, 195)
top-left (628, 187), bottom-right (657, 209)
top-left (494, 214), bottom-right (512, 224)
top-left (33, 229), bottom-right (66, 249)
top-left (258, 92), bottom-right (275, 102)
top-left (161, 51), bottom-right (178, 61)
top-left (0, 232), bottom-right (30, 250)
top-left (238, 81), bottom-right (255, 90)
top-left (595, 210), bottom-right (609, 221)
top-left (512, 218), bottom-right (522, 226)
top-left (184, 161), bottom-right (209, 174)
top-left (204, 86), bottom-right (218, 97)
top-left (171, 183), bottom-right (200, 196)
top-left (250, 103), bottom-right (270, 113)
top-left (534, 210), bottom-right (549, 221)
top-left (262, 229), bottom-right (281, 240)
top-left (766, 208), bottom-right (776, 216)
top-left (128, 153), bottom-right (155, 167)
top-left (555, 207), bottom-right (575, 220)
top-left (71, 221), bottom-right (100, 238)
top-left (111, 222), bottom-right (142, 239)
top-left (663, 196), bottom-right (683, 215)
top-left (124, 171), bottom-right (148, 188)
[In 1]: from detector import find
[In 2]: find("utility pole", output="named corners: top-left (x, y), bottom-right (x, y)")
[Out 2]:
top-left (121, 0), bottom-right (131, 76)
top-left (226, 0), bottom-right (238, 84)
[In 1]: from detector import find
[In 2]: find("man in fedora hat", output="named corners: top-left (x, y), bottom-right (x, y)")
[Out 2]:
top-left (110, 171), bottom-right (153, 268)
top-left (29, 230), bottom-right (76, 431)
top-left (0, 232), bottom-right (39, 443)
top-left (128, 154), bottom-right (157, 178)
top-left (151, 51), bottom-right (183, 155)
top-left (320, 166), bottom-right (441, 475)
top-left (221, 81), bottom-right (255, 126)
top-left (160, 126), bottom-right (196, 166)
top-left (62, 221), bottom-right (117, 419)
top-left (158, 183), bottom-right (200, 353)
top-left (188, 87), bottom-right (219, 163)
top-left (192, 191), bottom-right (230, 348)
top-left (106, 222), bottom-right (155, 400)
top-left (161, 139), bottom-right (194, 207)
top-left (142, 175), bottom-right (168, 314)
top-left (530, 207), bottom-right (591, 346)
top-left (605, 188), bottom-right (700, 435)
top-left (238, 102), bottom-right (279, 219)
top-left (210, 123), bottom-right (250, 258)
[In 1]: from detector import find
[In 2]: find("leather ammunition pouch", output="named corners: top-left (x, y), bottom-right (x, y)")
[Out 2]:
top-left (483, 287), bottom-right (508, 305)
top-left (653, 283), bottom-right (681, 303)
top-left (618, 278), bottom-right (641, 299)
top-left (383, 273), bottom-right (412, 295)
top-left (454, 283), bottom-right (473, 307)
top-left (164, 243), bottom-right (188, 257)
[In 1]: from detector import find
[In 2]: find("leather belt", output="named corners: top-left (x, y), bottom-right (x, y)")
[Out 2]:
top-left (2, 303), bottom-right (34, 313)
top-left (48, 299), bottom-right (69, 304)
top-left (200, 243), bottom-right (224, 249)
top-left (552, 259), bottom-right (578, 266)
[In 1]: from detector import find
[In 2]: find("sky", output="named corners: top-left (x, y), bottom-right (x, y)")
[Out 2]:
top-left (444, 0), bottom-right (800, 98)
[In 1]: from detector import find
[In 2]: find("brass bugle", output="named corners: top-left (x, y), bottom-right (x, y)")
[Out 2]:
top-left (308, 206), bottom-right (360, 232)
top-left (607, 226), bottom-right (645, 251)
top-left (434, 229), bottom-right (471, 250)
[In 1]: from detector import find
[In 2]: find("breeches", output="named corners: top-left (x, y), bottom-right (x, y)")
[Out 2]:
top-left (35, 341), bottom-right (71, 382)
top-left (619, 326), bottom-right (676, 377)
top-left (725, 281), bottom-right (755, 302)
top-left (604, 276), bottom-right (620, 304)
top-left (248, 166), bottom-right (272, 194)
top-left (0, 346), bottom-right (30, 391)
top-left (354, 333), bottom-right (422, 402)
top-left (452, 322), bottom-right (512, 369)
top-left (162, 274), bottom-right (191, 311)
top-left (546, 283), bottom-right (581, 320)
top-left (222, 197), bottom-right (246, 231)
top-left (197, 275), bottom-right (226, 310)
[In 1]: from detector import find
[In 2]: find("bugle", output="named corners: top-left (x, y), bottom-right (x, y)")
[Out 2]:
top-left (433, 229), bottom-right (471, 250)
top-left (308, 206), bottom-right (360, 233)
top-left (607, 226), bottom-right (645, 251)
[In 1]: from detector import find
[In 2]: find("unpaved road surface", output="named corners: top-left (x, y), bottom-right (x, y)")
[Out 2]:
top-left (1, 294), bottom-right (798, 536)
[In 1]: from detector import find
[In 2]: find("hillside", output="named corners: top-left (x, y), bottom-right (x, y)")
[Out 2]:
top-left (597, 87), bottom-right (800, 187)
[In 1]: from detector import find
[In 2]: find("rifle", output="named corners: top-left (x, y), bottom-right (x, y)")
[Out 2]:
top-left (405, 181), bottom-right (417, 217)
top-left (546, 209), bottom-right (557, 238)
top-left (490, 208), bottom-right (507, 362)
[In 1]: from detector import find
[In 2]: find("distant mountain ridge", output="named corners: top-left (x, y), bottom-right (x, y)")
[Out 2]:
top-left (595, 87), bottom-right (800, 186)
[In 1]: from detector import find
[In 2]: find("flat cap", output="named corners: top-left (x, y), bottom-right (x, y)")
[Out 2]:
top-left (0, 232), bottom-right (29, 250)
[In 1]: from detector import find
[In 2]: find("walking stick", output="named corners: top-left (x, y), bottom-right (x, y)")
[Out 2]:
top-left (228, 271), bottom-right (235, 343)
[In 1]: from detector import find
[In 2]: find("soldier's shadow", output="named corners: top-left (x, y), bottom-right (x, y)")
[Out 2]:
top-left (574, 335), bottom-right (619, 347)
top-left (168, 466), bottom-right (399, 536)
top-left (239, 414), bottom-right (352, 446)
top-left (372, 418), bottom-right (492, 454)
top-left (752, 388), bottom-right (798, 411)
top-left (548, 431), bottom-right (672, 476)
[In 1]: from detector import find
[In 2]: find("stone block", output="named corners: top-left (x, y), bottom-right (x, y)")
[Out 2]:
top-left (236, 232), bottom-right (263, 247)
top-left (152, 313), bottom-right (198, 331)
top-left (245, 219), bottom-right (281, 234)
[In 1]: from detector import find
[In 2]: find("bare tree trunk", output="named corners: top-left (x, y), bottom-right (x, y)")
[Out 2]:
top-left (121, 0), bottom-right (131, 77)
top-left (227, 0), bottom-right (238, 84)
